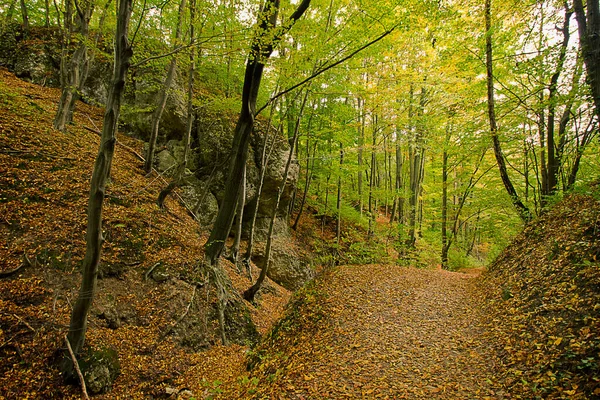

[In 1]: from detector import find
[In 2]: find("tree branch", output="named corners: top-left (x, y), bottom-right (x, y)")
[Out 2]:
top-left (65, 335), bottom-right (89, 400)
top-left (255, 25), bottom-right (398, 116)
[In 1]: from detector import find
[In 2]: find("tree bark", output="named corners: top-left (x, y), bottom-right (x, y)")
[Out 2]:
top-left (205, 0), bottom-right (311, 266)
top-left (62, 0), bottom-right (133, 375)
top-left (244, 90), bottom-right (308, 302)
top-left (54, 0), bottom-right (94, 131)
top-left (158, 0), bottom-right (197, 208)
top-left (485, 0), bottom-right (531, 222)
top-left (574, 0), bottom-right (600, 122)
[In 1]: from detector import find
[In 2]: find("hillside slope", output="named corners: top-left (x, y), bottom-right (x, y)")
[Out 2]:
top-left (481, 190), bottom-right (600, 399)
top-left (0, 68), bottom-right (291, 398)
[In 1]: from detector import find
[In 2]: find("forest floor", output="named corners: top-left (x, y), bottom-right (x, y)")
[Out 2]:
top-left (227, 264), bottom-right (503, 399)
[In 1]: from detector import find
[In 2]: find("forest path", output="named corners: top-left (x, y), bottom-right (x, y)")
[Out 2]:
top-left (250, 264), bottom-right (502, 399)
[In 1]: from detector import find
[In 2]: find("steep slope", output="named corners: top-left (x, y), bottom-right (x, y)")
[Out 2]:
top-left (481, 190), bottom-right (600, 399)
top-left (0, 68), bottom-right (291, 398)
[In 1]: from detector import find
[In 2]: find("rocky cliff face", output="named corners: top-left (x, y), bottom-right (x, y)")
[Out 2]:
top-left (2, 26), bottom-right (313, 291)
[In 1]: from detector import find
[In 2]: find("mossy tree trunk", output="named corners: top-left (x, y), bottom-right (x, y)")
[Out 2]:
top-left (54, 0), bottom-right (93, 132)
top-left (144, 0), bottom-right (187, 174)
top-left (62, 0), bottom-right (133, 376)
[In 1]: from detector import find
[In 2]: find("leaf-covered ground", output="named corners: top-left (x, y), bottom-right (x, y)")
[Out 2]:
top-left (231, 264), bottom-right (503, 399)
top-left (0, 67), bottom-right (291, 399)
top-left (480, 192), bottom-right (600, 399)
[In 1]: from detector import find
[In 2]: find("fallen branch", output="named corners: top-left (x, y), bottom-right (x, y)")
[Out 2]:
top-left (65, 335), bottom-right (89, 400)
top-left (0, 264), bottom-right (25, 278)
top-left (12, 314), bottom-right (35, 332)
top-left (84, 125), bottom-right (145, 162)
top-left (0, 254), bottom-right (33, 278)
top-left (159, 284), bottom-right (198, 340)
top-left (144, 262), bottom-right (161, 281)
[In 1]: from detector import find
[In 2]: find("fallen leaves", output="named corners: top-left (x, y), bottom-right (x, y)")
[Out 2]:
top-left (229, 265), bottom-right (502, 399)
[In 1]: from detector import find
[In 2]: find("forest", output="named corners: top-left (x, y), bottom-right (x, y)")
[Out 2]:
top-left (0, 0), bottom-right (599, 398)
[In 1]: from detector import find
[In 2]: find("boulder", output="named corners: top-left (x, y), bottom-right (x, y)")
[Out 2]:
top-left (156, 149), bottom-right (177, 175)
top-left (179, 176), bottom-right (219, 228)
top-left (78, 346), bottom-right (121, 394)
top-left (252, 239), bottom-right (315, 291)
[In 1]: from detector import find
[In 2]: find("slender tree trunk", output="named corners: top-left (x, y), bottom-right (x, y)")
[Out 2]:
top-left (44, 0), bottom-right (50, 27)
top-left (205, 0), bottom-right (311, 265)
top-left (368, 114), bottom-right (377, 238)
top-left (242, 104), bottom-right (279, 275)
top-left (62, 0), bottom-right (132, 375)
top-left (357, 97), bottom-right (365, 216)
top-left (158, 0), bottom-right (198, 208)
top-left (546, 5), bottom-right (572, 197)
top-left (144, 0), bottom-right (187, 173)
top-left (485, 0), bottom-right (531, 222)
top-left (573, 0), bottom-right (600, 122)
top-left (244, 91), bottom-right (308, 302)
top-left (336, 142), bottom-right (343, 256)
top-left (54, 0), bottom-right (94, 131)
top-left (229, 164), bottom-right (245, 265)
top-left (408, 86), bottom-right (425, 247)
top-left (292, 115), bottom-right (316, 231)
top-left (441, 123), bottom-right (450, 269)
top-left (19, 0), bottom-right (29, 30)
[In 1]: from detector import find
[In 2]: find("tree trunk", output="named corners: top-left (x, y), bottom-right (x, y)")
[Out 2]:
top-left (546, 5), bottom-right (572, 197)
top-left (62, 0), bottom-right (133, 376)
top-left (144, 0), bottom-right (187, 173)
top-left (368, 114), bottom-right (377, 238)
top-left (244, 90), bottom-right (308, 302)
top-left (357, 97), bottom-right (365, 216)
top-left (336, 142), bottom-right (344, 258)
top-left (242, 104), bottom-right (279, 276)
top-left (292, 116), bottom-right (316, 231)
top-left (158, 0), bottom-right (198, 208)
top-left (229, 164), bottom-right (246, 265)
top-left (485, 0), bottom-right (531, 222)
top-left (19, 0), bottom-right (28, 30)
top-left (54, 0), bottom-right (93, 131)
top-left (574, 0), bottom-right (600, 122)
top-left (205, 0), bottom-right (311, 266)
top-left (441, 123), bottom-right (450, 269)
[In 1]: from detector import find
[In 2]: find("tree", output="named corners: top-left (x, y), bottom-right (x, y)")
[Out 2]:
top-left (574, 0), bottom-right (600, 122)
top-left (204, 0), bottom-right (311, 266)
top-left (62, 0), bottom-right (133, 376)
top-left (484, 0), bottom-right (531, 222)
top-left (144, 0), bottom-right (187, 173)
top-left (54, 0), bottom-right (94, 131)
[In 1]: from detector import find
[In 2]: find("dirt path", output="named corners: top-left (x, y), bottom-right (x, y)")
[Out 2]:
top-left (249, 264), bottom-right (502, 399)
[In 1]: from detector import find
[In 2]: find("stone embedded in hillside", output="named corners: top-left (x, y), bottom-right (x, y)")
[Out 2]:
top-left (252, 239), bottom-right (315, 291)
top-left (156, 149), bottom-right (177, 175)
top-left (179, 176), bottom-right (219, 228)
top-left (78, 346), bottom-right (121, 394)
